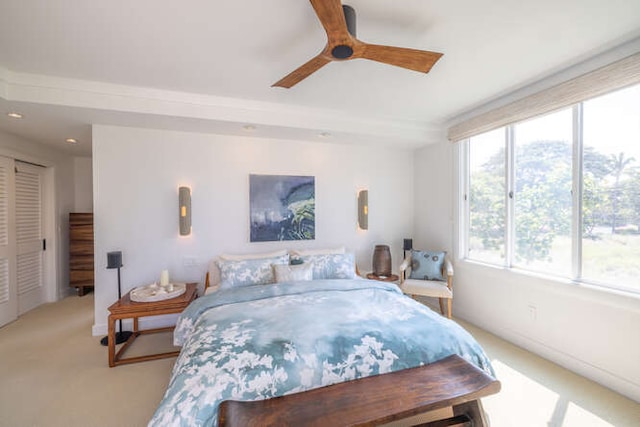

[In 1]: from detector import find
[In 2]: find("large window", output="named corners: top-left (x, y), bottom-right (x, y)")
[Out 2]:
top-left (468, 129), bottom-right (505, 264)
top-left (464, 83), bottom-right (640, 294)
top-left (513, 109), bottom-right (573, 276)
top-left (581, 85), bottom-right (640, 288)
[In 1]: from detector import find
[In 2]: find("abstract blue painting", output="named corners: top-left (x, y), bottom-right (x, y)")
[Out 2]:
top-left (250, 174), bottom-right (315, 242)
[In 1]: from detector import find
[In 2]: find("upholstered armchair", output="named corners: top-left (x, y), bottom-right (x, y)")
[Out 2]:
top-left (399, 250), bottom-right (454, 318)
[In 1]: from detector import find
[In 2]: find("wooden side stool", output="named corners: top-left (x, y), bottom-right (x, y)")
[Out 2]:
top-left (106, 282), bottom-right (197, 367)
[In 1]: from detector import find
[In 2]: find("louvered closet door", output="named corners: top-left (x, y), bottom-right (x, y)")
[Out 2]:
top-left (15, 161), bottom-right (45, 315)
top-left (0, 156), bottom-right (17, 327)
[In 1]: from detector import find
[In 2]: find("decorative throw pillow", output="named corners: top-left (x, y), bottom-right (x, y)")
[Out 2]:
top-left (409, 250), bottom-right (445, 281)
top-left (273, 263), bottom-right (314, 282)
top-left (289, 247), bottom-right (346, 257)
top-left (301, 253), bottom-right (356, 280)
top-left (218, 254), bottom-right (289, 289)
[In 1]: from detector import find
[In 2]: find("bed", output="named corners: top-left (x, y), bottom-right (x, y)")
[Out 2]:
top-left (148, 251), bottom-right (497, 427)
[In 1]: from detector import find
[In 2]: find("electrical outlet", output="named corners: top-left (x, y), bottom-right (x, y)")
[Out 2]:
top-left (183, 256), bottom-right (198, 267)
top-left (528, 305), bottom-right (537, 321)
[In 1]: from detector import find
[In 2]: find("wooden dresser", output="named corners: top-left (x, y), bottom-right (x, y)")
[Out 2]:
top-left (69, 213), bottom-right (94, 296)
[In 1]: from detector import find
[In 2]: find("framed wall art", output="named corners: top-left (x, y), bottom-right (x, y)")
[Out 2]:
top-left (250, 174), bottom-right (315, 242)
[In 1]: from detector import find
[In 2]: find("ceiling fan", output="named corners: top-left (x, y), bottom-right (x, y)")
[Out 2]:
top-left (272, 0), bottom-right (443, 88)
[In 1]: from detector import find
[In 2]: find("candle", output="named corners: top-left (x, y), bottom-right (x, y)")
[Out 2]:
top-left (160, 269), bottom-right (169, 287)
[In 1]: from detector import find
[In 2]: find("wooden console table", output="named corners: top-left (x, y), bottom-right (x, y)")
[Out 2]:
top-left (107, 283), bottom-right (197, 367)
top-left (219, 354), bottom-right (500, 427)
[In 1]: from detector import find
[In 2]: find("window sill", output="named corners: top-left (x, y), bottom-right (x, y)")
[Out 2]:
top-left (458, 258), bottom-right (640, 304)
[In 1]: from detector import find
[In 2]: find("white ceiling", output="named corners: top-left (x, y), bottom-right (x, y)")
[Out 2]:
top-left (1, 0), bottom-right (639, 156)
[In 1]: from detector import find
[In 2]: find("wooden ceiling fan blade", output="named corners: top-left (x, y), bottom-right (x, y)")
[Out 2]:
top-left (272, 54), bottom-right (332, 88)
top-left (309, 0), bottom-right (350, 39)
top-left (359, 43), bottom-right (443, 73)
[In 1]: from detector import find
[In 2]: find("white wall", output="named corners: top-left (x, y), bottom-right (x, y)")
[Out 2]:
top-left (0, 130), bottom-right (76, 300)
top-left (92, 125), bottom-right (414, 335)
top-left (413, 139), bottom-right (454, 251)
top-left (415, 140), bottom-right (640, 402)
top-left (73, 157), bottom-right (93, 212)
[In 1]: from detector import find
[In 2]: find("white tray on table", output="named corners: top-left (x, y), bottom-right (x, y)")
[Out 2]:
top-left (130, 282), bottom-right (186, 302)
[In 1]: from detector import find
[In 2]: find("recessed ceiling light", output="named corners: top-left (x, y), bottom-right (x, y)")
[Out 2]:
top-left (7, 112), bottom-right (23, 119)
top-left (65, 138), bottom-right (78, 144)
top-left (243, 125), bottom-right (256, 131)
top-left (318, 132), bottom-right (331, 138)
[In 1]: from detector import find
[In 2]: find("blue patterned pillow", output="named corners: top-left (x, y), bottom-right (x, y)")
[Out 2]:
top-left (409, 250), bottom-right (445, 281)
top-left (218, 254), bottom-right (289, 289)
top-left (300, 253), bottom-right (356, 280)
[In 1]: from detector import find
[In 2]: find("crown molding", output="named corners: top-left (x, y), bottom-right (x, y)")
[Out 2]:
top-left (1, 67), bottom-right (440, 147)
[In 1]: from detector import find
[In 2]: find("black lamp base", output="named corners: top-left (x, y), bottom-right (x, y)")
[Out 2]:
top-left (100, 330), bottom-right (134, 346)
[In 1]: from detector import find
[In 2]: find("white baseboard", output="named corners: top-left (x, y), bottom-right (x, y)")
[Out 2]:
top-left (457, 311), bottom-right (640, 403)
top-left (57, 287), bottom-right (76, 301)
top-left (92, 323), bottom-right (106, 336)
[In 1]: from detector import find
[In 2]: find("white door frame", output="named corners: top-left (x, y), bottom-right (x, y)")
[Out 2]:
top-left (42, 166), bottom-right (57, 302)
top-left (0, 148), bottom-right (58, 307)
top-left (0, 155), bottom-right (17, 327)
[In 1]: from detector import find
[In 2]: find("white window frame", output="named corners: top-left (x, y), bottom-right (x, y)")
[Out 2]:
top-left (461, 98), bottom-right (639, 294)
top-left (455, 52), bottom-right (640, 295)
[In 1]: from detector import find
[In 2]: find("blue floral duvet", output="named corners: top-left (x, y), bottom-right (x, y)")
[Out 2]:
top-left (149, 279), bottom-right (494, 427)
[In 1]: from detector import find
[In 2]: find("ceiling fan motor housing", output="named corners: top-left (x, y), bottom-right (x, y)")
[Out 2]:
top-left (331, 5), bottom-right (356, 59)
top-left (332, 45), bottom-right (353, 59)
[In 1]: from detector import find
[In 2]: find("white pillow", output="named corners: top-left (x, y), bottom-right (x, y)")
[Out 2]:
top-left (219, 249), bottom-right (288, 261)
top-left (273, 263), bottom-right (314, 282)
top-left (289, 247), bottom-right (345, 257)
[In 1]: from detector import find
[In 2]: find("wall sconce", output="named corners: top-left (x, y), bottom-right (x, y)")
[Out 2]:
top-left (179, 186), bottom-right (192, 236)
top-left (357, 190), bottom-right (368, 230)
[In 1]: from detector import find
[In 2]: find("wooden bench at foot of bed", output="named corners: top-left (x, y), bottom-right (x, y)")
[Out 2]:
top-left (218, 354), bottom-right (501, 427)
